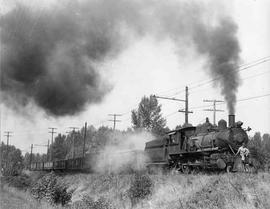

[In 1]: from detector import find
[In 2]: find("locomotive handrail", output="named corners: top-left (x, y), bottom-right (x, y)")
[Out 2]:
top-left (228, 144), bottom-right (236, 155)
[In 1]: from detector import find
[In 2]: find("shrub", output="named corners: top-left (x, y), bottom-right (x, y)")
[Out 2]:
top-left (30, 172), bottom-right (72, 206)
top-left (128, 173), bottom-right (153, 206)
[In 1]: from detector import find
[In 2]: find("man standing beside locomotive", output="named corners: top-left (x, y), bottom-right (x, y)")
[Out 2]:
top-left (235, 143), bottom-right (250, 163)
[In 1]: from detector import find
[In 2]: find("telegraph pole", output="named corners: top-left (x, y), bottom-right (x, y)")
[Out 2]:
top-left (178, 86), bottom-right (193, 124)
top-left (82, 122), bottom-right (87, 158)
top-left (48, 127), bottom-right (57, 161)
top-left (68, 127), bottom-right (79, 159)
top-left (47, 140), bottom-right (50, 161)
top-left (203, 99), bottom-right (224, 125)
top-left (155, 86), bottom-right (193, 125)
top-left (108, 114), bottom-right (122, 130)
top-left (4, 131), bottom-right (12, 167)
top-left (4, 131), bottom-right (12, 147)
top-left (30, 144), bottom-right (33, 169)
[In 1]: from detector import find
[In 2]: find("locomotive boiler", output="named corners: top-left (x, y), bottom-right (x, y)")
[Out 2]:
top-left (145, 115), bottom-right (254, 173)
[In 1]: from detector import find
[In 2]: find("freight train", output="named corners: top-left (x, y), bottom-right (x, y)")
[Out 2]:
top-left (30, 115), bottom-right (256, 173)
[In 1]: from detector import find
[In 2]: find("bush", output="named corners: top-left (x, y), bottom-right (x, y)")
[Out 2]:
top-left (128, 173), bottom-right (153, 206)
top-left (30, 172), bottom-right (72, 206)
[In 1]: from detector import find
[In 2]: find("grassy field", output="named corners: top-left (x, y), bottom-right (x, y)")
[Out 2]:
top-left (1, 172), bottom-right (270, 209)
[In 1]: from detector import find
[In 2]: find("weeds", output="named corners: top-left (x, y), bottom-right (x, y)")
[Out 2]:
top-left (1, 173), bottom-right (32, 190)
top-left (30, 172), bottom-right (72, 206)
top-left (128, 173), bottom-right (153, 206)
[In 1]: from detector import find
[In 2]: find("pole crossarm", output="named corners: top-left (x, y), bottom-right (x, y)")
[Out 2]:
top-left (153, 95), bottom-right (185, 102)
top-left (178, 110), bottom-right (193, 113)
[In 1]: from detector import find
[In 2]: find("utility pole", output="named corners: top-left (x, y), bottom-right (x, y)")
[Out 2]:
top-left (4, 131), bottom-right (12, 167)
top-left (155, 86), bottom-right (193, 125)
top-left (67, 127), bottom-right (79, 159)
top-left (82, 122), bottom-right (87, 158)
top-left (30, 144), bottom-right (33, 169)
top-left (108, 114), bottom-right (122, 130)
top-left (203, 99), bottom-right (224, 125)
top-left (178, 86), bottom-right (193, 125)
top-left (48, 127), bottom-right (57, 161)
top-left (47, 140), bottom-right (50, 161)
top-left (4, 131), bottom-right (12, 147)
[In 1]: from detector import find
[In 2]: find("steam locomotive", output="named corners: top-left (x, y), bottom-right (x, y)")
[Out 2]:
top-left (145, 114), bottom-right (255, 173)
top-left (30, 114), bottom-right (255, 173)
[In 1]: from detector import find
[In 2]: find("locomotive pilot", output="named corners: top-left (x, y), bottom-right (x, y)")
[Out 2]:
top-left (235, 143), bottom-right (250, 163)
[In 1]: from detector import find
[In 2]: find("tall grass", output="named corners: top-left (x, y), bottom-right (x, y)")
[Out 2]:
top-left (1, 172), bottom-right (270, 209)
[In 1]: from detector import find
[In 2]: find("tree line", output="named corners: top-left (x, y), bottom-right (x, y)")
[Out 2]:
top-left (1, 95), bottom-right (270, 175)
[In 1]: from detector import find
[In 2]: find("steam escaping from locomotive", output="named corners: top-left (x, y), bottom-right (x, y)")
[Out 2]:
top-left (1, 0), bottom-right (240, 116)
top-left (93, 131), bottom-right (153, 173)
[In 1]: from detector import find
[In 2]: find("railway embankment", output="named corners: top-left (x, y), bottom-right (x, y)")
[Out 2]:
top-left (1, 172), bottom-right (270, 209)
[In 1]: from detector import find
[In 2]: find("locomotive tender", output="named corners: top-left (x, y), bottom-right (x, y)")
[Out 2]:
top-left (145, 114), bottom-right (253, 173)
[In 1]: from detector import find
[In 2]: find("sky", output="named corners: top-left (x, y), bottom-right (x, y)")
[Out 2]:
top-left (0, 0), bottom-right (269, 154)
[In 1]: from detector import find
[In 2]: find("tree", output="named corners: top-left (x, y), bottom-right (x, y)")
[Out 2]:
top-left (262, 133), bottom-right (270, 170)
top-left (248, 132), bottom-right (265, 168)
top-left (52, 134), bottom-right (68, 160)
top-left (1, 143), bottom-right (23, 176)
top-left (131, 95), bottom-right (168, 136)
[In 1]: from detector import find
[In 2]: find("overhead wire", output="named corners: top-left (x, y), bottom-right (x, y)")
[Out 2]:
top-left (167, 56), bottom-right (270, 97)
top-left (189, 69), bottom-right (270, 96)
top-left (153, 56), bottom-right (270, 96)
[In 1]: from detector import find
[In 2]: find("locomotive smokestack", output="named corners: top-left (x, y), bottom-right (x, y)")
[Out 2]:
top-left (228, 115), bottom-right (235, 127)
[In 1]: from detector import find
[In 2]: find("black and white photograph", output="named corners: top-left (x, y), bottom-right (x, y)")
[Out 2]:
top-left (0, 0), bottom-right (269, 208)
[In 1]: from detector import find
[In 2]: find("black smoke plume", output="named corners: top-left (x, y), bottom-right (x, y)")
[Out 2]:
top-left (1, 0), bottom-right (240, 116)
top-left (192, 19), bottom-right (240, 114)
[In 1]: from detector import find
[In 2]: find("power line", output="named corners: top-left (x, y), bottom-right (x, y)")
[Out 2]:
top-left (168, 57), bottom-right (270, 97)
top-left (189, 92), bottom-right (270, 110)
top-left (189, 69), bottom-right (270, 96)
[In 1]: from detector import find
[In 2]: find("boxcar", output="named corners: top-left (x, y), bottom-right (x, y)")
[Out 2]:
top-left (44, 162), bottom-right (53, 170)
top-left (53, 160), bottom-right (66, 170)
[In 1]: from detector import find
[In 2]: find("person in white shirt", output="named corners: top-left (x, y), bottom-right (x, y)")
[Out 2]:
top-left (235, 143), bottom-right (250, 163)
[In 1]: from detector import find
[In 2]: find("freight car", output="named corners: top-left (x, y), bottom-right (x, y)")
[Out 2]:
top-left (145, 114), bottom-right (256, 173)
top-left (30, 150), bottom-right (144, 173)
top-left (30, 152), bottom-right (100, 172)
